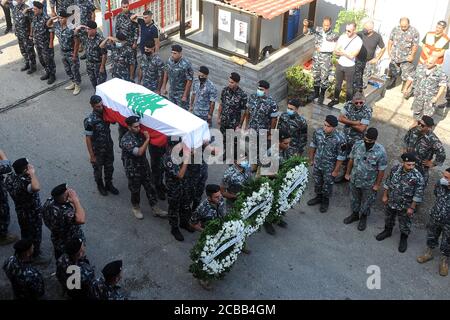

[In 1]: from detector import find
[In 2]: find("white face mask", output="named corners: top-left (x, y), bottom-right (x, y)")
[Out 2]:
top-left (116, 42), bottom-right (123, 48)
top-left (440, 177), bottom-right (449, 186)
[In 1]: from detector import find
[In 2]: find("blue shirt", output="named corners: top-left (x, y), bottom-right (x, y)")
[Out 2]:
top-left (138, 19), bottom-right (159, 54)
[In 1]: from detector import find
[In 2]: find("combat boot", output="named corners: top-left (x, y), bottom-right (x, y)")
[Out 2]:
top-left (64, 82), bottom-right (75, 90)
top-left (27, 65), bottom-right (36, 74)
top-left (318, 87), bottom-right (327, 105)
top-left (375, 227), bottom-right (392, 241)
top-left (439, 256), bottom-right (448, 276)
top-left (96, 180), bottom-right (108, 196)
top-left (417, 247), bottom-right (433, 263)
top-left (307, 194), bottom-right (322, 206)
top-left (0, 233), bottom-right (18, 246)
top-left (319, 197), bottom-right (329, 213)
top-left (40, 73), bottom-right (49, 80)
top-left (171, 227), bottom-right (184, 241)
top-left (73, 84), bottom-right (81, 95)
top-left (47, 74), bottom-right (56, 85)
top-left (343, 212), bottom-right (359, 224)
top-left (311, 85), bottom-right (320, 101)
top-left (105, 181), bottom-right (119, 195)
top-left (20, 63), bottom-right (30, 72)
top-left (398, 233), bottom-right (408, 253)
top-left (132, 206), bottom-right (143, 219)
top-left (151, 205), bottom-right (168, 218)
top-left (263, 222), bottom-right (276, 235)
top-left (357, 214), bottom-right (367, 231)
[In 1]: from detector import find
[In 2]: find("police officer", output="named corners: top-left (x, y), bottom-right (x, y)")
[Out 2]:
top-left (376, 152), bottom-right (425, 253)
top-left (2, 240), bottom-right (45, 300)
top-left (84, 95), bottom-right (119, 196)
top-left (277, 98), bottom-right (308, 156)
top-left (11, 0), bottom-right (37, 74)
top-left (403, 115), bottom-right (446, 187)
top-left (47, 10), bottom-right (82, 95)
top-left (337, 92), bottom-right (372, 182)
top-left (74, 0), bottom-right (96, 60)
top-left (42, 183), bottom-right (86, 259)
top-left (90, 260), bottom-right (127, 300)
top-left (190, 66), bottom-right (218, 125)
top-left (50, 0), bottom-right (74, 17)
top-left (221, 151), bottom-right (251, 210)
top-left (0, 149), bottom-right (17, 245)
top-left (31, 1), bottom-right (56, 84)
top-left (100, 32), bottom-right (134, 81)
top-left (307, 115), bottom-right (347, 213)
top-left (56, 237), bottom-right (95, 300)
top-left (138, 40), bottom-right (164, 92)
top-left (417, 168), bottom-right (450, 277)
top-left (5, 158), bottom-right (44, 263)
top-left (190, 184), bottom-right (226, 232)
top-left (119, 116), bottom-right (167, 220)
top-left (161, 44), bottom-right (194, 110)
top-left (191, 145), bottom-right (209, 213)
top-left (303, 17), bottom-right (338, 104)
top-left (343, 128), bottom-right (387, 231)
top-left (75, 21), bottom-right (107, 89)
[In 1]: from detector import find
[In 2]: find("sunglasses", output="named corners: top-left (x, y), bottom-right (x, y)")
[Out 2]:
top-left (354, 101), bottom-right (364, 105)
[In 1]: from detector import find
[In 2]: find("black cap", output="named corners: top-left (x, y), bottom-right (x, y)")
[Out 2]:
top-left (279, 130), bottom-right (291, 140)
top-left (51, 183), bottom-right (67, 198)
top-left (325, 115), bottom-right (338, 127)
top-left (33, 1), bottom-right (43, 9)
top-left (116, 32), bottom-right (127, 41)
top-left (86, 20), bottom-right (97, 29)
top-left (258, 80), bottom-right (270, 89)
top-left (125, 116), bottom-right (140, 126)
top-left (401, 152), bottom-right (417, 162)
top-left (14, 239), bottom-right (33, 254)
top-left (66, 238), bottom-right (83, 256)
top-left (205, 184), bottom-right (220, 197)
top-left (171, 44), bottom-right (182, 52)
top-left (102, 260), bottom-right (123, 280)
top-left (422, 115), bottom-right (434, 127)
top-left (59, 10), bottom-right (72, 18)
top-left (288, 98), bottom-right (301, 108)
top-left (365, 127), bottom-right (378, 140)
top-left (12, 158), bottom-right (28, 174)
top-left (199, 66), bottom-right (209, 75)
top-left (230, 72), bottom-right (240, 82)
top-left (90, 95), bottom-right (102, 105)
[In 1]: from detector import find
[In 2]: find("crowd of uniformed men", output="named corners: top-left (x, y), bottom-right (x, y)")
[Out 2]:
top-left (0, 0), bottom-right (450, 298)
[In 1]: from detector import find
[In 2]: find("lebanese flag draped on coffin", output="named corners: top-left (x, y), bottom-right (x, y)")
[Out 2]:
top-left (96, 78), bottom-right (210, 149)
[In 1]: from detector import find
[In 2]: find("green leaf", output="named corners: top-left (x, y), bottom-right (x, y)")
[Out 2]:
top-left (126, 92), bottom-right (166, 117)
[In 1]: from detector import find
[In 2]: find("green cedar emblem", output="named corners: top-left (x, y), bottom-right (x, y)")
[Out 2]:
top-left (126, 92), bottom-right (166, 117)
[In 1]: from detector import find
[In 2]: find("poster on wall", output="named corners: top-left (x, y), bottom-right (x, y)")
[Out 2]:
top-left (234, 20), bottom-right (248, 43)
top-left (218, 9), bottom-right (231, 32)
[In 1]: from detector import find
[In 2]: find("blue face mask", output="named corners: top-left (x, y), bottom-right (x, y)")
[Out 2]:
top-left (440, 177), bottom-right (449, 186)
top-left (286, 110), bottom-right (295, 116)
top-left (256, 89), bottom-right (265, 97)
top-left (116, 42), bottom-right (123, 48)
top-left (240, 160), bottom-right (250, 169)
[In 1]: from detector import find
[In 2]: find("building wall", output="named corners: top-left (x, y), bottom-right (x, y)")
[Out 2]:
top-left (260, 15), bottom-right (283, 51)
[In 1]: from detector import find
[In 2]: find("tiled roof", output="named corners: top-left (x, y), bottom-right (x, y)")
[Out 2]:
top-left (224, 0), bottom-right (315, 19)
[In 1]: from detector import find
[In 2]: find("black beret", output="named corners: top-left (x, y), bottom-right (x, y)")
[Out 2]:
top-left (199, 66), bottom-right (209, 75)
top-left (401, 152), bottom-right (417, 162)
top-left (125, 116), bottom-right (140, 126)
top-left (205, 184), bottom-right (220, 195)
top-left (325, 115), bottom-right (338, 127)
top-left (279, 130), bottom-right (291, 141)
top-left (51, 183), bottom-right (67, 198)
top-left (144, 40), bottom-right (155, 48)
top-left (90, 95), bottom-right (102, 104)
top-left (33, 1), bottom-right (43, 9)
top-left (86, 20), bottom-right (97, 29)
top-left (365, 127), bottom-right (378, 140)
top-left (422, 115), bottom-right (434, 127)
top-left (288, 98), bottom-right (301, 108)
top-left (116, 32), bottom-right (127, 41)
top-left (258, 80), bottom-right (270, 89)
top-left (230, 72), bottom-right (240, 82)
top-left (446, 167), bottom-right (450, 173)
top-left (171, 44), bottom-right (182, 52)
top-left (59, 10), bottom-right (72, 18)
top-left (102, 260), bottom-right (123, 280)
top-left (12, 158), bottom-right (28, 174)
top-left (14, 239), bottom-right (33, 254)
top-left (66, 238), bottom-right (83, 256)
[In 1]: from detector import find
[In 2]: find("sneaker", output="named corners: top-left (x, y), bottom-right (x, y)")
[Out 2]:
top-left (64, 82), bottom-right (75, 90)
top-left (132, 206), bottom-right (144, 220)
top-left (171, 227), bottom-right (184, 241)
top-left (73, 84), bottom-right (81, 95)
top-left (151, 206), bottom-right (168, 218)
top-left (0, 233), bottom-right (18, 246)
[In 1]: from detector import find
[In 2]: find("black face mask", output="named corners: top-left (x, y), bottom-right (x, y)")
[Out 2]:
top-left (199, 76), bottom-right (207, 83)
top-left (145, 51), bottom-right (152, 56)
top-left (364, 142), bottom-right (375, 150)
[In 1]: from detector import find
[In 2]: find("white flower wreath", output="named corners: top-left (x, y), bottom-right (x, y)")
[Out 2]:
top-left (199, 220), bottom-right (246, 275)
top-left (277, 164), bottom-right (309, 214)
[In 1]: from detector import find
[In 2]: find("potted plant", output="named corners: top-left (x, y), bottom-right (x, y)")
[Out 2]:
top-left (285, 65), bottom-right (313, 105)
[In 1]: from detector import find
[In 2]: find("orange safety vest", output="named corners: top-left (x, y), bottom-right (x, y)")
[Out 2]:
top-left (420, 32), bottom-right (450, 65)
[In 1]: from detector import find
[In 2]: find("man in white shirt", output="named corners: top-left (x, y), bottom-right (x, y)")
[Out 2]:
top-left (328, 22), bottom-right (363, 108)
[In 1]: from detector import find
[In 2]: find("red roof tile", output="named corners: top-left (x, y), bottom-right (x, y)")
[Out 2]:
top-left (224, 0), bottom-right (315, 20)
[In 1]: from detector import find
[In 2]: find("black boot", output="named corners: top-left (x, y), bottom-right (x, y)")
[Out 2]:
top-left (20, 63), bottom-right (30, 72)
top-left (26, 65), bottom-right (36, 74)
top-left (343, 212), bottom-right (359, 224)
top-left (320, 197), bottom-right (329, 213)
top-left (375, 228), bottom-right (392, 241)
top-left (357, 214), bottom-right (367, 231)
top-left (264, 222), bottom-right (276, 235)
top-left (398, 233), bottom-right (408, 253)
top-left (105, 181), bottom-right (119, 195)
top-left (40, 73), bottom-right (49, 80)
top-left (171, 227), bottom-right (184, 241)
top-left (385, 77), bottom-right (397, 90)
top-left (311, 85), bottom-right (320, 101)
top-left (96, 180), bottom-right (108, 196)
top-left (47, 74), bottom-right (56, 85)
top-left (318, 87), bottom-right (327, 105)
top-left (307, 194), bottom-right (322, 206)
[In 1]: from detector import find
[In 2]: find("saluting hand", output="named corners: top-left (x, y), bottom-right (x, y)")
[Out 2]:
top-left (67, 189), bottom-right (79, 203)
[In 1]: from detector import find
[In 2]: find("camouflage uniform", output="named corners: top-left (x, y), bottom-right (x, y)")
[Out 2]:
top-left (119, 131), bottom-right (157, 207)
top-left (42, 197), bottom-right (85, 259)
top-left (77, 29), bottom-right (107, 88)
top-left (84, 110), bottom-right (115, 185)
top-left (349, 140), bottom-right (388, 216)
top-left (222, 164), bottom-right (251, 209)
top-left (0, 160), bottom-right (12, 238)
top-left (106, 42), bottom-right (133, 81)
top-left (11, 2), bottom-right (36, 68)
top-left (54, 21), bottom-right (81, 85)
top-left (32, 11), bottom-right (56, 77)
top-left (247, 94), bottom-right (278, 133)
top-left (190, 197), bottom-right (226, 228)
top-left (90, 277), bottom-right (127, 300)
top-left (114, 11), bottom-right (138, 67)
top-left (56, 254), bottom-right (95, 300)
top-left (3, 255), bottom-right (44, 300)
top-left (164, 56), bottom-right (194, 110)
top-left (340, 101), bottom-right (372, 155)
top-left (75, 0), bottom-right (95, 25)
top-left (191, 78), bottom-right (218, 122)
top-left (193, 162), bottom-right (208, 211)
top-left (182, 163), bottom-right (201, 217)
top-left (50, 0), bottom-right (74, 14)
top-left (403, 126), bottom-right (446, 186)
top-left (425, 182), bottom-right (450, 257)
top-left (388, 25), bottom-right (420, 81)
top-left (411, 64), bottom-right (448, 119)
top-left (383, 164), bottom-right (425, 235)
top-left (5, 173), bottom-right (42, 257)
top-left (310, 128), bottom-right (347, 198)
top-left (140, 53), bottom-right (164, 91)
top-left (278, 112), bottom-right (308, 155)
top-left (265, 144), bottom-right (296, 169)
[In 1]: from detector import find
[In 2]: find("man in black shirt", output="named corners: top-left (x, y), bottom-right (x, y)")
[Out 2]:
top-left (131, 10), bottom-right (160, 54)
